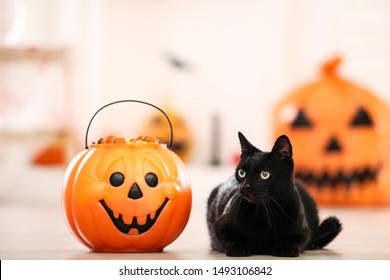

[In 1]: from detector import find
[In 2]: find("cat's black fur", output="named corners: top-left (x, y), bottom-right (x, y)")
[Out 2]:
top-left (207, 132), bottom-right (342, 257)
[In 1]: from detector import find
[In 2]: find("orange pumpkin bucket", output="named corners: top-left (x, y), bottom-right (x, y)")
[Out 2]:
top-left (62, 100), bottom-right (192, 252)
top-left (273, 57), bottom-right (390, 206)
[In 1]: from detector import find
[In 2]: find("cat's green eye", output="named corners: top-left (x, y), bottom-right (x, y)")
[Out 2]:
top-left (238, 169), bottom-right (246, 178)
top-left (260, 170), bottom-right (271, 180)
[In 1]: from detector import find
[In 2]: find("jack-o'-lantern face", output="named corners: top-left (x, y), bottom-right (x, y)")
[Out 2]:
top-left (274, 57), bottom-right (390, 206)
top-left (142, 110), bottom-right (193, 162)
top-left (62, 137), bottom-right (192, 252)
top-left (97, 150), bottom-right (172, 236)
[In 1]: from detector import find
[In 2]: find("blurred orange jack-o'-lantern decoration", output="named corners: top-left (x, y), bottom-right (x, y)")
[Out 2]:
top-left (273, 57), bottom-right (390, 206)
top-left (142, 108), bottom-right (193, 162)
top-left (62, 100), bottom-right (192, 252)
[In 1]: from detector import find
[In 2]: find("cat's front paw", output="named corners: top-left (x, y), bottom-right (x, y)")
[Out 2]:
top-left (272, 244), bottom-right (300, 257)
top-left (225, 244), bottom-right (251, 257)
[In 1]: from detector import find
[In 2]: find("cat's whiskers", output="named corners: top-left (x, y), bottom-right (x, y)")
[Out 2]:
top-left (237, 180), bottom-right (276, 229)
top-left (231, 191), bottom-right (243, 226)
top-left (234, 197), bottom-right (244, 226)
top-left (258, 193), bottom-right (276, 230)
top-left (261, 191), bottom-right (295, 224)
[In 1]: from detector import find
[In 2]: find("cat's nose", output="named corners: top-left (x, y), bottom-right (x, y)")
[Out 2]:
top-left (244, 183), bottom-right (251, 189)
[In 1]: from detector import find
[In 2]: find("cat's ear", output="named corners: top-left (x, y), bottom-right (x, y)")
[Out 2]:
top-left (238, 132), bottom-right (259, 155)
top-left (271, 135), bottom-right (292, 160)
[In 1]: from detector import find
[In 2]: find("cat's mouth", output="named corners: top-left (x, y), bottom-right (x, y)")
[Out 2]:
top-left (239, 186), bottom-right (258, 204)
top-left (295, 166), bottom-right (380, 189)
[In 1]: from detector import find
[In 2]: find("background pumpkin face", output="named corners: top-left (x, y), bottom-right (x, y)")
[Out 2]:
top-left (273, 57), bottom-right (390, 206)
top-left (141, 109), bottom-right (193, 162)
top-left (62, 140), bottom-right (192, 252)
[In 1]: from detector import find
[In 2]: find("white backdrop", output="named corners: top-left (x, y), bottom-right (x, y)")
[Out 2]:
top-left (3, 0), bottom-right (390, 163)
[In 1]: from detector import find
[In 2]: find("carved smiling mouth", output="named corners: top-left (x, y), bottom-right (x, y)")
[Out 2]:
top-left (295, 166), bottom-right (380, 189)
top-left (100, 198), bottom-right (169, 234)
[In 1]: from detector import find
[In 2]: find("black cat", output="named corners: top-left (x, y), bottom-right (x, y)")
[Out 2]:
top-left (207, 132), bottom-right (342, 257)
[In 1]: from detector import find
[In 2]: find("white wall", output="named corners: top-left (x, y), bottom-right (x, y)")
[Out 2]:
top-left (2, 0), bottom-right (390, 164)
top-left (95, 0), bottom-right (289, 163)
top-left (90, 0), bottom-right (390, 163)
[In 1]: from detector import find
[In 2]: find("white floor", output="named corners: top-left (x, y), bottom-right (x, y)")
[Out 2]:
top-left (1, 164), bottom-right (390, 260)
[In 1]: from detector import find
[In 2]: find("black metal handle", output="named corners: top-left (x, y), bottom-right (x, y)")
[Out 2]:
top-left (85, 100), bottom-right (173, 149)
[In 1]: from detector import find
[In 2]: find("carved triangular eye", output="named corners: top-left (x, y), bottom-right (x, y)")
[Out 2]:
top-left (292, 109), bottom-right (312, 128)
top-left (350, 107), bottom-right (373, 127)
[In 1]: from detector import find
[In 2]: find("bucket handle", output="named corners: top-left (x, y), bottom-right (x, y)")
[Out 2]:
top-left (85, 100), bottom-right (173, 149)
